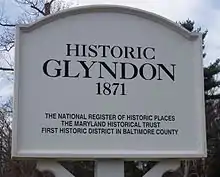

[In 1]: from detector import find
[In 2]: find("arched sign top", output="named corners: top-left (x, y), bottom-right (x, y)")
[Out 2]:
top-left (18, 4), bottom-right (199, 40)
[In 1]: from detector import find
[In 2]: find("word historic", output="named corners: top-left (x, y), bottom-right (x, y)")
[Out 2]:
top-left (42, 44), bottom-right (176, 95)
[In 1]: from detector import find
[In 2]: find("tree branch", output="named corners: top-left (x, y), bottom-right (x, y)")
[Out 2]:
top-left (30, 5), bottom-right (45, 16)
top-left (0, 67), bottom-right (14, 71)
top-left (0, 22), bottom-right (15, 27)
top-left (49, 0), bottom-right (56, 6)
top-left (206, 94), bottom-right (220, 100)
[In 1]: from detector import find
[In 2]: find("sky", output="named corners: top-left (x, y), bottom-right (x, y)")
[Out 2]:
top-left (0, 0), bottom-right (220, 101)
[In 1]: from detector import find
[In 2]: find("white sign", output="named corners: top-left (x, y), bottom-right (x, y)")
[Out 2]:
top-left (12, 5), bottom-right (207, 159)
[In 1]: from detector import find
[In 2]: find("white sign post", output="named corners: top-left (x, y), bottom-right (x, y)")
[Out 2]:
top-left (12, 4), bottom-right (207, 177)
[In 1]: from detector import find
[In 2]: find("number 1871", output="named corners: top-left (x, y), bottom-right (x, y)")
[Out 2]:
top-left (96, 82), bottom-right (127, 95)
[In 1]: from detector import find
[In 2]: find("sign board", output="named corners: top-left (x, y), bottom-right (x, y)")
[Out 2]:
top-left (12, 5), bottom-right (207, 159)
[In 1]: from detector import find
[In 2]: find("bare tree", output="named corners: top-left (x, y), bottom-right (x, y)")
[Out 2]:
top-left (0, 0), bottom-right (74, 72)
top-left (0, 98), bottom-right (12, 177)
